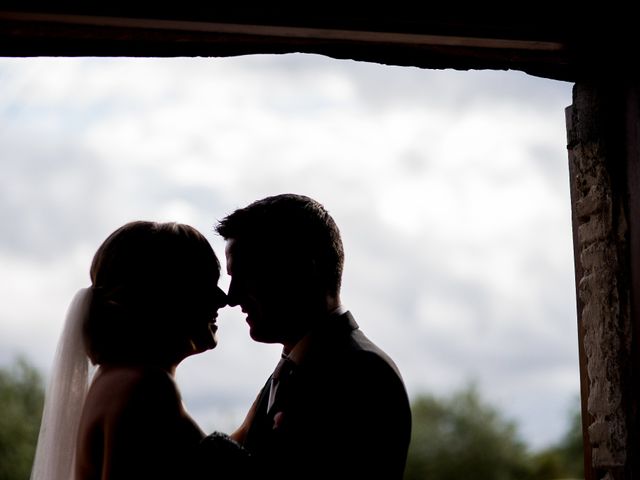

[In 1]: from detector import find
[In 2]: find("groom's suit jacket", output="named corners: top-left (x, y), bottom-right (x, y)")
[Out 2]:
top-left (243, 311), bottom-right (412, 480)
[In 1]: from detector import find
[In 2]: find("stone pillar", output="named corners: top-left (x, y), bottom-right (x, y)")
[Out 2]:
top-left (566, 83), bottom-right (640, 480)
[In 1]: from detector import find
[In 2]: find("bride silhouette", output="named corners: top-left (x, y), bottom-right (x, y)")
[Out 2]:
top-left (31, 220), bottom-right (252, 480)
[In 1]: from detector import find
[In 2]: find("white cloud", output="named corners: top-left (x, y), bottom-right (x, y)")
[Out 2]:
top-left (0, 54), bottom-right (576, 450)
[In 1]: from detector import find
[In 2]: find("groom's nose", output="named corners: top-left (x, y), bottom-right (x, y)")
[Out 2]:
top-left (226, 277), bottom-right (240, 307)
top-left (214, 286), bottom-right (228, 308)
top-left (227, 276), bottom-right (247, 307)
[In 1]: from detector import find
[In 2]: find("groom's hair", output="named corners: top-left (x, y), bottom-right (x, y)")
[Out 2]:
top-left (85, 220), bottom-right (220, 365)
top-left (216, 193), bottom-right (344, 297)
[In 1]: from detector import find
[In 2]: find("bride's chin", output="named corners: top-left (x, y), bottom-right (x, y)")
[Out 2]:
top-left (189, 333), bottom-right (219, 354)
top-left (204, 334), bottom-right (219, 351)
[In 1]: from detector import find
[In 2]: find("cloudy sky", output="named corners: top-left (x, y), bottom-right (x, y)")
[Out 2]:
top-left (0, 53), bottom-right (577, 450)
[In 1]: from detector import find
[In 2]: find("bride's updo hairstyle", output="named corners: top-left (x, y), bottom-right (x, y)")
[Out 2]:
top-left (84, 221), bottom-right (221, 365)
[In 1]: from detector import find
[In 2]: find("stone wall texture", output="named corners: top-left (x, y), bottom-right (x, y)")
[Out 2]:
top-left (567, 84), bottom-right (635, 480)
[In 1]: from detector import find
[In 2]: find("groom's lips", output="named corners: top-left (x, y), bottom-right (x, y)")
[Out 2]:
top-left (240, 307), bottom-right (258, 326)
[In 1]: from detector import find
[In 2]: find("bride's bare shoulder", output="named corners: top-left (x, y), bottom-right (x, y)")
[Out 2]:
top-left (86, 366), bottom-right (180, 416)
top-left (94, 365), bottom-right (174, 387)
top-left (77, 367), bottom-right (202, 479)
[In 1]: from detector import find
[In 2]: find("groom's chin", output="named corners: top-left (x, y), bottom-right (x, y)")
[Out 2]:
top-left (248, 327), bottom-right (279, 345)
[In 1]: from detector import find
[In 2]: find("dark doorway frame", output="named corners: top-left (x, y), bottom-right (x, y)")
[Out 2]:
top-left (3, 8), bottom-right (638, 479)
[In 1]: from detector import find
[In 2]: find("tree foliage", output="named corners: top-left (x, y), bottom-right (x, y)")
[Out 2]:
top-left (405, 385), bottom-right (532, 480)
top-left (405, 386), bottom-right (584, 480)
top-left (530, 403), bottom-right (584, 480)
top-left (0, 357), bottom-right (45, 480)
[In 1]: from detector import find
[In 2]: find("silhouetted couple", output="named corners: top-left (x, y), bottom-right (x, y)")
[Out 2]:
top-left (31, 193), bottom-right (412, 480)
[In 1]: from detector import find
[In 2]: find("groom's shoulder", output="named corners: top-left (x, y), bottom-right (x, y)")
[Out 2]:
top-left (312, 311), bottom-right (405, 382)
top-left (325, 318), bottom-right (403, 382)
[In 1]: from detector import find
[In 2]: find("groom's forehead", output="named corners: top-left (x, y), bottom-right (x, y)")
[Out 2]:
top-left (225, 238), bottom-right (288, 274)
top-left (224, 239), bottom-right (238, 274)
top-left (225, 238), bottom-right (259, 271)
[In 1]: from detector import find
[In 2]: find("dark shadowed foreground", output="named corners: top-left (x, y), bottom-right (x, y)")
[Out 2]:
top-left (0, 358), bottom-right (582, 480)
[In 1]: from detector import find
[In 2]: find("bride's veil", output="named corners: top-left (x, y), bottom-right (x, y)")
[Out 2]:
top-left (30, 288), bottom-right (94, 480)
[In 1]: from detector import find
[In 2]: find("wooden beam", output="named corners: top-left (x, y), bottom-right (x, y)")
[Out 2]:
top-left (0, 9), bottom-right (576, 81)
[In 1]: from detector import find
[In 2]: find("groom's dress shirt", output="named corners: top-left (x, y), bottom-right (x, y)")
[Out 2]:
top-left (243, 308), bottom-right (412, 480)
top-left (266, 353), bottom-right (292, 413)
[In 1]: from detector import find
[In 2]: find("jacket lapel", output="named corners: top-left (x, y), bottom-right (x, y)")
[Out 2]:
top-left (244, 378), bottom-right (274, 449)
top-left (244, 311), bottom-right (360, 449)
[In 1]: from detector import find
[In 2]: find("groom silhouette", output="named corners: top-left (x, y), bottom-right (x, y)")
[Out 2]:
top-left (216, 194), bottom-right (411, 480)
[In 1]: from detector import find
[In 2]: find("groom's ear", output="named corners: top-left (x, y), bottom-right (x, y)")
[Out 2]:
top-left (283, 255), bottom-right (316, 279)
